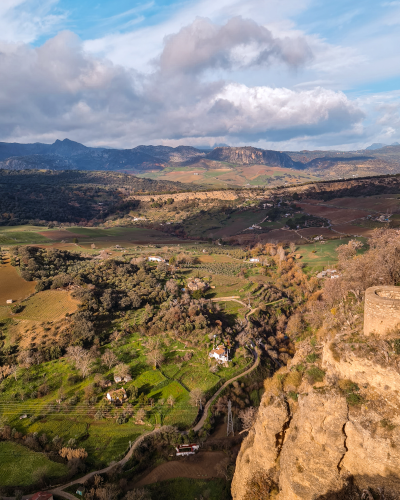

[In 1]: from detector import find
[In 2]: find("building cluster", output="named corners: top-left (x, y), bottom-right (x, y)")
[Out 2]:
top-left (316, 269), bottom-right (340, 279)
top-left (187, 278), bottom-right (209, 292)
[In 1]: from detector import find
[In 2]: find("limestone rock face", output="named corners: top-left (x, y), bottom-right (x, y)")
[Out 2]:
top-left (231, 396), bottom-right (289, 500)
top-left (279, 393), bottom-right (348, 500)
top-left (232, 340), bottom-right (400, 499)
top-left (342, 420), bottom-right (400, 491)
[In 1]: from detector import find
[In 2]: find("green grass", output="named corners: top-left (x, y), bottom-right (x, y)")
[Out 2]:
top-left (146, 478), bottom-right (231, 500)
top-left (0, 231), bottom-right (51, 245)
top-left (0, 441), bottom-right (67, 486)
top-left (296, 237), bottom-right (367, 272)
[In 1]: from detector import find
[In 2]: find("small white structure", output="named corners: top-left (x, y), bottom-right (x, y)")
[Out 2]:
top-left (114, 375), bottom-right (131, 383)
top-left (148, 256), bottom-right (165, 263)
top-left (209, 345), bottom-right (229, 363)
top-left (6, 300), bottom-right (13, 304)
top-left (249, 258), bottom-right (260, 263)
top-left (114, 375), bottom-right (122, 383)
top-left (176, 444), bottom-right (199, 456)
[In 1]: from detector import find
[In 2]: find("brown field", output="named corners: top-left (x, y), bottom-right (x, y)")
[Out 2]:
top-left (135, 451), bottom-right (227, 486)
top-left (297, 227), bottom-right (337, 239)
top-left (38, 230), bottom-right (82, 240)
top-left (298, 202), bottom-right (369, 224)
top-left (16, 290), bottom-right (80, 321)
top-left (8, 317), bottom-right (71, 349)
top-left (323, 196), bottom-right (400, 212)
top-left (0, 265), bottom-right (37, 304)
top-left (198, 255), bottom-right (233, 263)
top-left (330, 224), bottom-right (376, 236)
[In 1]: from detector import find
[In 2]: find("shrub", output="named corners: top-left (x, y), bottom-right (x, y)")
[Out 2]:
top-left (11, 304), bottom-right (24, 314)
top-left (288, 391), bottom-right (298, 402)
top-left (283, 371), bottom-right (302, 390)
top-left (393, 339), bottom-right (400, 355)
top-left (306, 367), bottom-right (325, 384)
top-left (306, 353), bottom-right (318, 363)
top-left (329, 342), bottom-right (341, 361)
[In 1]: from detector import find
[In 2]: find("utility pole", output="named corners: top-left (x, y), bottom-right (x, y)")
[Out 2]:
top-left (227, 400), bottom-right (234, 437)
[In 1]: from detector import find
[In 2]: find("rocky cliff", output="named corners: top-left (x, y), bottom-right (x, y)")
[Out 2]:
top-left (232, 334), bottom-right (400, 499)
top-left (206, 146), bottom-right (303, 169)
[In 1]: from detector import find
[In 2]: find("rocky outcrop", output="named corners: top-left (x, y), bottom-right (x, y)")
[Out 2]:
top-left (231, 397), bottom-right (289, 499)
top-left (279, 393), bottom-right (348, 500)
top-left (206, 146), bottom-right (303, 169)
top-left (232, 337), bottom-right (400, 499)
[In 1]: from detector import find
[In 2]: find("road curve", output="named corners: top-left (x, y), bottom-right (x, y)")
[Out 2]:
top-left (193, 350), bottom-right (259, 432)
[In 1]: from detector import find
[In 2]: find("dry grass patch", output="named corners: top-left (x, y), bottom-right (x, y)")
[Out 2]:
top-left (16, 290), bottom-right (79, 321)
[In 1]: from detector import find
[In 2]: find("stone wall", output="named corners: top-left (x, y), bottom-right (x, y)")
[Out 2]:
top-left (364, 286), bottom-right (400, 335)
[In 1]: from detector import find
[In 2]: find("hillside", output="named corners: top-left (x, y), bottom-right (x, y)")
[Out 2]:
top-left (3, 140), bottom-right (400, 188)
top-left (232, 233), bottom-right (400, 499)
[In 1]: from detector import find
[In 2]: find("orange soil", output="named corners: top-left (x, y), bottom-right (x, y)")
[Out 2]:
top-left (0, 264), bottom-right (36, 304)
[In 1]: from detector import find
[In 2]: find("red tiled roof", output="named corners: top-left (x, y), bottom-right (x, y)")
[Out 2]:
top-left (30, 493), bottom-right (53, 500)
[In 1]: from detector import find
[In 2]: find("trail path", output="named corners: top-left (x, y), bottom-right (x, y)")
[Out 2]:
top-left (193, 350), bottom-right (259, 432)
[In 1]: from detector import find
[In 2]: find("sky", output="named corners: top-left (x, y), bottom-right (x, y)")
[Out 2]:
top-left (0, 0), bottom-right (399, 150)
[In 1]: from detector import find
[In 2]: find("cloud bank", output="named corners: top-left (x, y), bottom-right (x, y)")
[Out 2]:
top-left (0, 17), bottom-right (365, 147)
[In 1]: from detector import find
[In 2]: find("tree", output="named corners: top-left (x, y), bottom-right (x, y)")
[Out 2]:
top-left (239, 406), bottom-right (257, 432)
top-left (167, 395), bottom-right (175, 407)
top-left (165, 279), bottom-right (179, 297)
top-left (66, 346), bottom-right (95, 378)
top-left (147, 349), bottom-right (165, 369)
top-left (114, 363), bottom-right (130, 379)
top-left (135, 408), bottom-right (146, 423)
top-left (189, 388), bottom-right (205, 410)
top-left (59, 447), bottom-right (88, 461)
top-left (101, 350), bottom-right (118, 370)
top-left (125, 489), bottom-right (151, 500)
top-left (73, 238), bottom-right (79, 244)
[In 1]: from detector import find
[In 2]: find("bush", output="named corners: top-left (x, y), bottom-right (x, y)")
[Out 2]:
top-left (11, 304), bottom-right (24, 314)
top-left (288, 391), bottom-right (298, 402)
top-left (306, 367), bottom-right (325, 384)
top-left (306, 353), bottom-right (318, 363)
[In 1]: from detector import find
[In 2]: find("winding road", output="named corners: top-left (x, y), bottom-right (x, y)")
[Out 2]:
top-left (9, 297), bottom-right (262, 500)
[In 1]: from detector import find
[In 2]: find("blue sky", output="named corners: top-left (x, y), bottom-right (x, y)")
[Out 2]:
top-left (0, 0), bottom-right (399, 150)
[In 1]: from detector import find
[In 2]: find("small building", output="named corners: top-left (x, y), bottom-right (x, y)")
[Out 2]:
top-left (107, 388), bottom-right (127, 404)
top-left (209, 345), bottom-right (229, 363)
top-left (249, 258), bottom-right (260, 263)
top-left (148, 256), bottom-right (165, 262)
top-left (30, 493), bottom-right (53, 500)
top-left (19, 414), bottom-right (28, 419)
top-left (114, 375), bottom-right (122, 383)
top-left (187, 278), bottom-right (209, 292)
top-left (6, 299), bottom-right (13, 304)
top-left (176, 444), bottom-right (200, 456)
top-left (76, 486), bottom-right (85, 496)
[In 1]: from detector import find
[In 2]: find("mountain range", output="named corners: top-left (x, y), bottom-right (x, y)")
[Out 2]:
top-left (1, 138), bottom-right (400, 188)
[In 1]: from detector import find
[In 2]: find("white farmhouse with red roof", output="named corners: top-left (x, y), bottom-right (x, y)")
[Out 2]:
top-left (209, 345), bottom-right (229, 363)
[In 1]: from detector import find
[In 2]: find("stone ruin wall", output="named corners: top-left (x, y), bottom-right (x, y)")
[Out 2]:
top-left (364, 285), bottom-right (400, 335)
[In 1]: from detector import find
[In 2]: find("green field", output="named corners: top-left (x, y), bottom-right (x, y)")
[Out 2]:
top-left (0, 441), bottom-right (67, 486)
top-left (295, 237), bottom-right (367, 272)
top-left (145, 478), bottom-right (231, 500)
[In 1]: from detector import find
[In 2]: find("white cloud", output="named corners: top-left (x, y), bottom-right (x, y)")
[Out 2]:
top-left (0, 26), bottom-right (366, 148)
top-left (0, 0), bottom-right (66, 44)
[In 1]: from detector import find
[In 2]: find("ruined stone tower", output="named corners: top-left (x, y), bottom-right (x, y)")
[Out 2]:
top-left (364, 285), bottom-right (400, 335)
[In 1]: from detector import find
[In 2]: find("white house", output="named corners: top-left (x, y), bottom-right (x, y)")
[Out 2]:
top-left (209, 345), bottom-right (229, 363)
top-left (176, 444), bottom-right (199, 456)
top-left (6, 300), bottom-right (13, 304)
top-left (249, 258), bottom-right (260, 263)
top-left (148, 256), bottom-right (165, 263)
